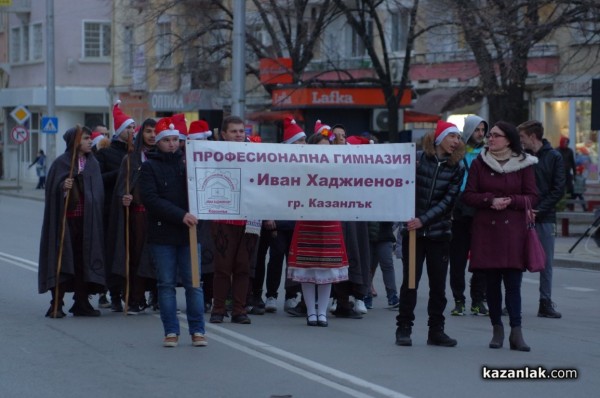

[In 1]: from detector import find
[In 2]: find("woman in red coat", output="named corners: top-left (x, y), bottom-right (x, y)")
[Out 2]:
top-left (462, 121), bottom-right (538, 352)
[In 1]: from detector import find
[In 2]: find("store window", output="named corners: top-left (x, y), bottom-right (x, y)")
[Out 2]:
top-left (541, 99), bottom-right (598, 181)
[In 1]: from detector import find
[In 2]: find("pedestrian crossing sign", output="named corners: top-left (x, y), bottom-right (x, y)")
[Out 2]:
top-left (41, 116), bottom-right (59, 134)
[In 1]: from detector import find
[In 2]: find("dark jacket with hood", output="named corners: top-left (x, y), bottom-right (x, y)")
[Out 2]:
top-left (38, 127), bottom-right (106, 293)
top-left (139, 148), bottom-right (200, 246)
top-left (96, 139), bottom-right (128, 214)
top-left (409, 132), bottom-right (465, 241)
top-left (530, 139), bottom-right (565, 223)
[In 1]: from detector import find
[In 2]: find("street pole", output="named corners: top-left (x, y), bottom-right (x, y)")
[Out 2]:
top-left (231, 0), bottom-right (246, 119)
top-left (46, 0), bottom-right (56, 162)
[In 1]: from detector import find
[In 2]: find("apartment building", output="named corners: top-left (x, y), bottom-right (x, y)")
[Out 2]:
top-left (0, 0), bottom-right (112, 182)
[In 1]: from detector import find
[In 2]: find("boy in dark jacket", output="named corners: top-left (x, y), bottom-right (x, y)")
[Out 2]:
top-left (395, 120), bottom-right (465, 347)
top-left (518, 120), bottom-right (565, 319)
top-left (139, 117), bottom-right (206, 347)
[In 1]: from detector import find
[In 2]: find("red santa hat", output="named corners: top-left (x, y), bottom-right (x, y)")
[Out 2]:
top-left (112, 100), bottom-right (135, 137)
top-left (434, 120), bottom-right (461, 145)
top-left (248, 135), bottom-right (262, 143)
top-left (171, 113), bottom-right (188, 140)
top-left (154, 117), bottom-right (180, 142)
top-left (283, 116), bottom-right (306, 144)
top-left (346, 135), bottom-right (373, 145)
top-left (188, 120), bottom-right (212, 140)
top-left (314, 119), bottom-right (331, 135)
top-left (91, 131), bottom-right (105, 147)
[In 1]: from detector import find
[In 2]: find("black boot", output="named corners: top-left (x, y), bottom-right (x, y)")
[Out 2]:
top-left (538, 299), bottom-right (562, 318)
top-left (509, 326), bottom-right (530, 352)
top-left (395, 324), bottom-right (412, 346)
top-left (489, 324), bottom-right (504, 349)
top-left (69, 300), bottom-right (101, 317)
top-left (45, 300), bottom-right (66, 318)
top-left (427, 327), bottom-right (457, 347)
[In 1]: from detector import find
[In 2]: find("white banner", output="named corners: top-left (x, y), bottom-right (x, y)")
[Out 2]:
top-left (185, 141), bottom-right (415, 221)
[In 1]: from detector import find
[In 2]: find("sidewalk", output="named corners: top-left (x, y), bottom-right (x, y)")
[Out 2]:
top-left (1, 178), bottom-right (598, 271)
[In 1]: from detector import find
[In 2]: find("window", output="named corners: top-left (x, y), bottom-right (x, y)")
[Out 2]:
top-left (32, 23), bottom-right (43, 61)
top-left (390, 11), bottom-right (409, 53)
top-left (10, 26), bottom-right (20, 63)
top-left (156, 21), bottom-right (172, 68)
top-left (347, 19), bottom-right (373, 58)
top-left (123, 25), bottom-right (134, 75)
top-left (84, 21), bottom-right (111, 58)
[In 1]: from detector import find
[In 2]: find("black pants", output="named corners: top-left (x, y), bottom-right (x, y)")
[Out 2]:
top-left (485, 269), bottom-right (522, 327)
top-left (396, 236), bottom-right (449, 329)
top-left (449, 217), bottom-right (486, 303)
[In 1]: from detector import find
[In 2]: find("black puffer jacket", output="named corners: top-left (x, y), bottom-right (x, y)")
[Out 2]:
top-left (531, 139), bottom-right (565, 223)
top-left (411, 133), bottom-right (465, 241)
top-left (139, 148), bottom-right (192, 245)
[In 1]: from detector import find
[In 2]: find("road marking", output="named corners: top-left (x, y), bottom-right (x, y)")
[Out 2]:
top-left (564, 287), bottom-right (596, 292)
top-left (1, 250), bottom-right (411, 398)
top-left (204, 323), bottom-right (411, 398)
top-left (0, 251), bottom-right (38, 272)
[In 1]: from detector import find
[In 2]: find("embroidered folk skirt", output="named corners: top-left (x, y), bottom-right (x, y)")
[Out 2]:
top-left (287, 221), bottom-right (349, 284)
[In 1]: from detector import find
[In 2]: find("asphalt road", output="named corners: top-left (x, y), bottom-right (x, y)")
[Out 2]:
top-left (0, 195), bottom-right (598, 398)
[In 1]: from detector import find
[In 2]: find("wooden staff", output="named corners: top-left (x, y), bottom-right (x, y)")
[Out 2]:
top-left (189, 226), bottom-right (200, 288)
top-left (53, 125), bottom-right (82, 317)
top-left (408, 229), bottom-right (416, 289)
top-left (123, 131), bottom-right (134, 314)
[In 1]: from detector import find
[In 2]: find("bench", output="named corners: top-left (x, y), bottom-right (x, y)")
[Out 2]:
top-left (556, 211), bottom-right (597, 237)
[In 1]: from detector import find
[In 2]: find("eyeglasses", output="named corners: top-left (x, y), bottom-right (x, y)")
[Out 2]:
top-left (486, 133), bottom-right (506, 139)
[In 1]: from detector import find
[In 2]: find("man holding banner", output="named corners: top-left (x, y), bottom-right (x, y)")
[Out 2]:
top-left (139, 117), bottom-right (206, 348)
top-left (395, 121), bottom-right (465, 347)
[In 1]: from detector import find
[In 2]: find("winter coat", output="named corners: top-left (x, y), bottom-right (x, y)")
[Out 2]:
top-left (409, 132), bottom-right (465, 241)
top-left (38, 147), bottom-right (105, 293)
top-left (462, 149), bottom-right (538, 271)
top-left (95, 139), bottom-right (128, 213)
top-left (139, 148), bottom-right (200, 246)
top-left (531, 140), bottom-right (565, 223)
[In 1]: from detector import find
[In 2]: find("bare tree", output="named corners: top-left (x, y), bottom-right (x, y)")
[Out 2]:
top-left (332, 0), bottom-right (420, 141)
top-left (451, 0), bottom-right (598, 124)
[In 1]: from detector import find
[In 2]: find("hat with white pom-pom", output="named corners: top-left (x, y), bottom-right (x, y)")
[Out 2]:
top-left (154, 117), bottom-right (180, 142)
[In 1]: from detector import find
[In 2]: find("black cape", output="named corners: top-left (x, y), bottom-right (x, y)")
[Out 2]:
top-left (38, 150), bottom-right (106, 293)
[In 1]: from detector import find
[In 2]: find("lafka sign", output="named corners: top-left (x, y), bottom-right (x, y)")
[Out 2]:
top-left (311, 90), bottom-right (354, 104)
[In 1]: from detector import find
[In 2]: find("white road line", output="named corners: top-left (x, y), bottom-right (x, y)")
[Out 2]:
top-left (564, 287), bottom-right (596, 292)
top-left (204, 323), bottom-right (411, 398)
top-left (0, 252), bottom-right (38, 272)
top-left (2, 250), bottom-right (411, 398)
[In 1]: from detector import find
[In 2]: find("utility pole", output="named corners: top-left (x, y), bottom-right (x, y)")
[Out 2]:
top-left (231, 0), bottom-right (246, 118)
top-left (46, 0), bottom-right (56, 162)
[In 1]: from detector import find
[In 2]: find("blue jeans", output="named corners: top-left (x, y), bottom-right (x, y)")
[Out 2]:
top-left (369, 241), bottom-right (398, 299)
top-left (535, 223), bottom-right (555, 301)
top-left (150, 244), bottom-right (205, 336)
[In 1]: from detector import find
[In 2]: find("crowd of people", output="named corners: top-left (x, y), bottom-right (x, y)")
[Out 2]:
top-left (37, 103), bottom-right (566, 351)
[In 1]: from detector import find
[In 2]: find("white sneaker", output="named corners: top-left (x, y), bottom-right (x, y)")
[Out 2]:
top-left (328, 298), bottom-right (337, 313)
top-left (354, 299), bottom-right (368, 314)
top-left (265, 297), bottom-right (277, 313)
top-left (284, 297), bottom-right (298, 312)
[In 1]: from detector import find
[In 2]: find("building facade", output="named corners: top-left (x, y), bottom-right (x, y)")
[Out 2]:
top-left (0, 0), bottom-right (112, 182)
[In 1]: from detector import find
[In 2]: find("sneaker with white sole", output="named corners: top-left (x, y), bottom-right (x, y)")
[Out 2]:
top-left (354, 299), bottom-right (368, 314)
top-left (163, 333), bottom-right (178, 347)
top-left (265, 297), bottom-right (277, 313)
top-left (284, 297), bottom-right (298, 312)
top-left (191, 333), bottom-right (208, 347)
top-left (328, 298), bottom-right (337, 314)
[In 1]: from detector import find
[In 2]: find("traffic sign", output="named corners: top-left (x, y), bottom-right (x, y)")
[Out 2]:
top-left (10, 105), bottom-right (31, 125)
top-left (41, 116), bottom-right (59, 134)
top-left (10, 125), bottom-right (30, 144)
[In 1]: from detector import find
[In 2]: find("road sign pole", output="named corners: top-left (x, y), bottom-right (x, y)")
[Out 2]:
top-left (46, 0), bottom-right (56, 162)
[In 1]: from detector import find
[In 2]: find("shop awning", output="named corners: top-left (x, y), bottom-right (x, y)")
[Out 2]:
top-left (411, 87), bottom-right (477, 115)
top-left (404, 110), bottom-right (440, 123)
